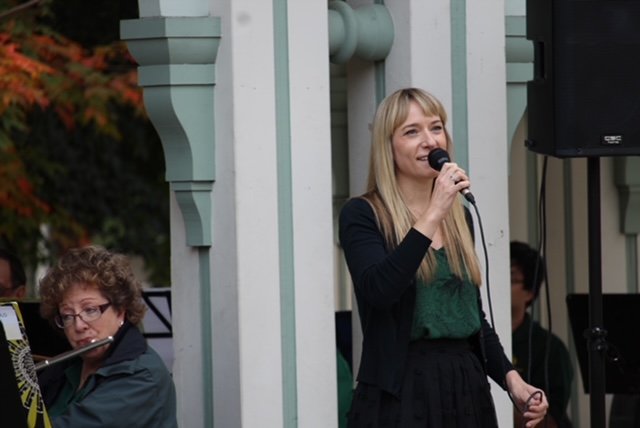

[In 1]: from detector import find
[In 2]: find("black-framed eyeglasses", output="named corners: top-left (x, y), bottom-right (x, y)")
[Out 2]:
top-left (55, 302), bottom-right (112, 328)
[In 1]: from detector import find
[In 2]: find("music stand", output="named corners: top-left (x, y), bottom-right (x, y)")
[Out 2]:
top-left (0, 302), bottom-right (52, 427)
top-left (0, 323), bottom-right (29, 428)
top-left (141, 288), bottom-right (173, 371)
top-left (566, 293), bottom-right (640, 394)
top-left (17, 301), bottom-right (71, 357)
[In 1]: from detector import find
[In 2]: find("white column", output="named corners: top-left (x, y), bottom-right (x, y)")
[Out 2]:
top-left (465, 1), bottom-right (512, 426)
top-left (212, 1), bottom-right (338, 426)
top-left (288, 3), bottom-right (339, 427)
top-left (217, 2), bottom-right (284, 426)
top-left (384, 0), bottom-right (454, 108)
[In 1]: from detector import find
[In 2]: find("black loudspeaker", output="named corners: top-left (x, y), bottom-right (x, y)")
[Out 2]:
top-left (526, 0), bottom-right (640, 158)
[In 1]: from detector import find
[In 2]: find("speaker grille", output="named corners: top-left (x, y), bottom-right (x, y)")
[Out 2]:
top-left (527, 0), bottom-right (640, 157)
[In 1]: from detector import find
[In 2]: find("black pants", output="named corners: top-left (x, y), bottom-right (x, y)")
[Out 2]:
top-left (347, 339), bottom-right (499, 428)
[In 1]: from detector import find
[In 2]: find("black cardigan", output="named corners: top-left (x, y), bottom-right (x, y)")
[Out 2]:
top-left (338, 197), bottom-right (513, 397)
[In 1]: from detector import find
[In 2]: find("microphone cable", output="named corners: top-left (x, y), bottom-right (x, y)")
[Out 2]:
top-left (467, 175), bottom-right (548, 428)
top-left (430, 147), bottom-right (547, 424)
top-left (468, 200), bottom-right (498, 334)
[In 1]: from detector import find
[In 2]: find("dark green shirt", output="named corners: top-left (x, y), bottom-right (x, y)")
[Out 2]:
top-left (46, 361), bottom-right (84, 418)
top-left (410, 248), bottom-right (480, 340)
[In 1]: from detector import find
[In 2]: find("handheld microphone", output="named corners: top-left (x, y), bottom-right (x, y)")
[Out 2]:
top-left (428, 148), bottom-right (476, 204)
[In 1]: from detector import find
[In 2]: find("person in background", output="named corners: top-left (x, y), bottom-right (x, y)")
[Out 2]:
top-left (511, 241), bottom-right (574, 428)
top-left (339, 87), bottom-right (548, 427)
top-left (0, 248), bottom-right (27, 299)
top-left (0, 248), bottom-right (71, 357)
top-left (37, 245), bottom-right (177, 427)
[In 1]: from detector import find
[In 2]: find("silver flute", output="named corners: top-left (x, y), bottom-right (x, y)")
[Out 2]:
top-left (35, 336), bottom-right (114, 371)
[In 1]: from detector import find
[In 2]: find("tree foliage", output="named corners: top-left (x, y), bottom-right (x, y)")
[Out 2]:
top-left (0, 0), bottom-right (170, 285)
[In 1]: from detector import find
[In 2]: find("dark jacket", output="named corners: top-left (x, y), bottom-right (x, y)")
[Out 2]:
top-left (338, 197), bottom-right (513, 397)
top-left (38, 321), bottom-right (177, 428)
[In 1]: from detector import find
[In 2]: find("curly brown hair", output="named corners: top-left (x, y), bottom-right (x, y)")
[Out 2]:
top-left (39, 246), bottom-right (147, 326)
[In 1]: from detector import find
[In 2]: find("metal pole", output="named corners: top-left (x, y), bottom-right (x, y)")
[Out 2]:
top-left (587, 156), bottom-right (606, 427)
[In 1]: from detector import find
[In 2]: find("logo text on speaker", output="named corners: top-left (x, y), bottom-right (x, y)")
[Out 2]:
top-left (602, 135), bottom-right (622, 146)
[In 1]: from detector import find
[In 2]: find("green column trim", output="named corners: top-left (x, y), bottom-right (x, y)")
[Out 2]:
top-left (198, 248), bottom-right (214, 428)
top-left (505, 15), bottom-right (533, 155)
top-left (172, 182), bottom-right (213, 247)
top-left (451, 0), bottom-right (469, 170)
top-left (119, 17), bottom-right (221, 57)
top-left (614, 157), bottom-right (640, 234)
top-left (328, 1), bottom-right (394, 64)
top-left (138, 64), bottom-right (216, 86)
top-left (505, 16), bottom-right (532, 64)
top-left (273, 1), bottom-right (297, 426)
top-left (121, 16), bottom-right (221, 247)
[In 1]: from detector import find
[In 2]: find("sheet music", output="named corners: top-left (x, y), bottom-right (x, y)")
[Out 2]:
top-left (0, 305), bottom-right (22, 340)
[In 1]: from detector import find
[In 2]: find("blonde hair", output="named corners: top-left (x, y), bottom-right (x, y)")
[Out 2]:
top-left (363, 88), bottom-right (481, 285)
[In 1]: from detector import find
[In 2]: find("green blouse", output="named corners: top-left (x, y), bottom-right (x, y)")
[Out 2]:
top-left (410, 248), bottom-right (480, 340)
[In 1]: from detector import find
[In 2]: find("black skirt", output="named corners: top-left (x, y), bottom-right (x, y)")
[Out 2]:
top-left (347, 338), bottom-right (499, 428)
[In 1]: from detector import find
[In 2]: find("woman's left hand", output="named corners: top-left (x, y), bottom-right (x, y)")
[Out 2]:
top-left (505, 370), bottom-right (549, 427)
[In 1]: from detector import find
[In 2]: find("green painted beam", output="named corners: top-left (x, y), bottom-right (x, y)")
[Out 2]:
top-left (328, 1), bottom-right (394, 64)
top-left (121, 16), bottom-right (220, 248)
